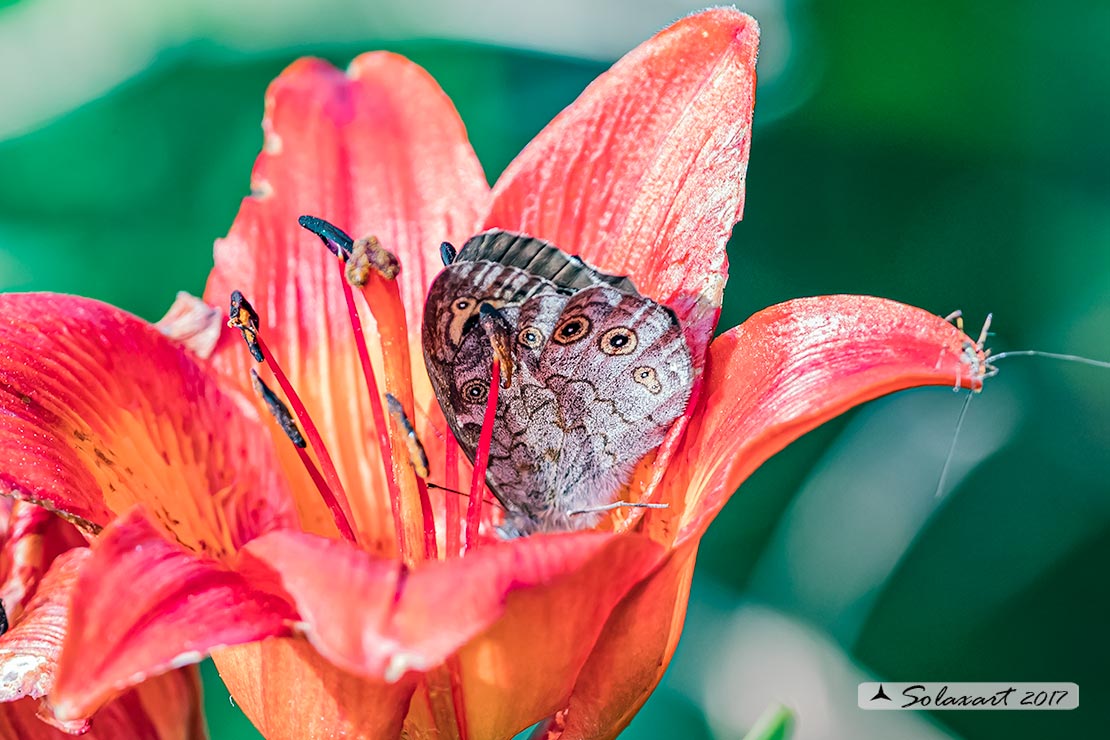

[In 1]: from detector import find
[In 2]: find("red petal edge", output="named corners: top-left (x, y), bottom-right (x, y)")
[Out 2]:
top-left (659, 295), bottom-right (986, 543)
top-left (0, 549), bottom-right (90, 702)
top-left (1, 667), bottom-right (205, 740)
top-left (49, 507), bottom-right (296, 721)
top-left (486, 8), bottom-right (759, 360)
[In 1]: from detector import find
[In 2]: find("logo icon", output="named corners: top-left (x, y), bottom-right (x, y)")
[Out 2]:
top-left (870, 684), bottom-right (892, 702)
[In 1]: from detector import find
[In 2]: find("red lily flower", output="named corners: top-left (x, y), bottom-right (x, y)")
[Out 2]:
top-left (0, 500), bottom-right (205, 738)
top-left (0, 9), bottom-right (987, 739)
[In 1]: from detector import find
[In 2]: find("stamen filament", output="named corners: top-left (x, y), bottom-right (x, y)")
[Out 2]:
top-left (447, 656), bottom-right (469, 739)
top-left (295, 446), bottom-right (358, 542)
top-left (255, 334), bottom-right (358, 541)
top-left (989, 350), bottom-right (1110, 370)
top-left (249, 367), bottom-right (356, 542)
top-left (386, 394), bottom-right (438, 560)
top-left (465, 359), bottom-right (500, 551)
top-left (417, 477), bottom-right (437, 560)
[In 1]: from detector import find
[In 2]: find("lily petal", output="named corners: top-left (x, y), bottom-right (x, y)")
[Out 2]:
top-left (659, 295), bottom-right (985, 543)
top-left (0, 294), bottom-right (296, 553)
top-left (485, 8), bottom-right (759, 357)
top-left (213, 639), bottom-right (416, 740)
top-left (203, 53), bottom-right (489, 546)
top-left (1, 667), bottom-right (204, 740)
top-left (0, 501), bottom-right (85, 622)
top-left (451, 535), bottom-right (666, 739)
top-left (0, 549), bottom-right (90, 703)
top-left (239, 529), bottom-right (661, 697)
top-left (49, 507), bottom-right (296, 721)
top-left (554, 541), bottom-right (699, 740)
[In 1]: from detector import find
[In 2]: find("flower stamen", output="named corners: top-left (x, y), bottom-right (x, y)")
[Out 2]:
top-left (464, 303), bottom-right (513, 551)
top-left (465, 359), bottom-right (499, 551)
top-left (251, 369), bottom-right (356, 542)
top-left (479, 303), bottom-right (514, 387)
top-left (228, 290), bottom-right (264, 362)
top-left (299, 217), bottom-right (412, 558)
top-left (299, 215), bottom-right (438, 563)
top-left (385, 393), bottom-right (429, 479)
top-left (229, 290), bottom-right (358, 543)
top-left (250, 367), bottom-right (307, 449)
top-left (384, 393), bottom-right (440, 560)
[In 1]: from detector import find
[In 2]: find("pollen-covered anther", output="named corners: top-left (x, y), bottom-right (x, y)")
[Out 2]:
top-left (385, 393), bottom-right (429, 479)
top-left (478, 302), bottom-right (514, 387)
top-left (250, 369), bottom-right (306, 448)
top-left (228, 290), bottom-right (263, 362)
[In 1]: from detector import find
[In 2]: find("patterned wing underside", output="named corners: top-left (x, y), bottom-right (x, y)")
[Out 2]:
top-left (422, 231), bottom-right (693, 536)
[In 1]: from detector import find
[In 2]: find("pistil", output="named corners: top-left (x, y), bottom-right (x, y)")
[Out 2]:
top-left (355, 261), bottom-right (441, 561)
top-left (338, 256), bottom-right (408, 556)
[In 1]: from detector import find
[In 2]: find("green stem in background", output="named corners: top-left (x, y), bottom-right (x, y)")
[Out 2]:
top-left (741, 704), bottom-right (794, 740)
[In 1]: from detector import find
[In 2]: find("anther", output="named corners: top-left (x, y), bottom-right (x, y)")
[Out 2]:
top-left (385, 393), bottom-right (429, 479)
top-left (347, 235), bottom-right (401, 286)
top-left (250, 369), bottom-right (306, 448)
top-left (228, 290), bottom-right (263, 362)
top-left (479, 303), bottom-right (514, 387)
top-left (440, 241), bottom-right (457, 266)
top-left (298, 214), bottom-right (354, 258)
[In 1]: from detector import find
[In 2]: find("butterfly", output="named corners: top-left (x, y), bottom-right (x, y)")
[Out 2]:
top-left (422, 230), bottom-right (694, 537)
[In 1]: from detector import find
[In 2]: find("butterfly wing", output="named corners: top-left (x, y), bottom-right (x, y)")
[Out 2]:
top-left (499, 285), bottom-right (692, 533)
top-left (422, 230), bottom-right (693, 536)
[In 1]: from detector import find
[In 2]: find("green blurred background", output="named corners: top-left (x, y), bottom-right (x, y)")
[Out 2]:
top-left (1, 0), bottom-right (1107, 738)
